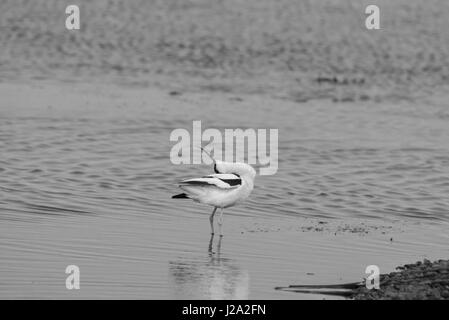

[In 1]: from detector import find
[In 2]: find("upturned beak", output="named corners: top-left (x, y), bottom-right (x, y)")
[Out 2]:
top-left (200, 146), bottom-right (216, 165)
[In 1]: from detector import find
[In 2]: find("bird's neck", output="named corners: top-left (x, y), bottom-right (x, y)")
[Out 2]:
top-left (241, 174), bottom-right (255, 190)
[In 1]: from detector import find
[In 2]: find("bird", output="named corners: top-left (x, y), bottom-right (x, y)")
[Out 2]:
top-left (172, 147), bottom-right (256, 236)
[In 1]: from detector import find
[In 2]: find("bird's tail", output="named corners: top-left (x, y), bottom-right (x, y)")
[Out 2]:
top-left (172, 193), bottom-right (190, 199)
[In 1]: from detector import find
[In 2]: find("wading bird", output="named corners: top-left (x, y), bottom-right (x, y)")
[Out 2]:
top-left (172, 148), bottom-right (256, 236)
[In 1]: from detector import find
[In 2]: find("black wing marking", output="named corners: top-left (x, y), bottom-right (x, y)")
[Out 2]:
top-left (172, 193), bottom-right (189, 199)
top-left (218, 178), bottom-right (241, 186)
top-left (181, 180), bottom-right (213, 186)
top-left (200, 174), bottom-right (241, 186)
top-left (180, 174), bottom-right (241, 189)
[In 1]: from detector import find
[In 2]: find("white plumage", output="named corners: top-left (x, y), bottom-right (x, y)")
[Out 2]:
top-left (173, 148), bottom-right (256, 236)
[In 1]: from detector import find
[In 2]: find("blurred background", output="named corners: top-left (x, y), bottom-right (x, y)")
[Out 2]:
top-left (1, 0), bottom-right (449, 101)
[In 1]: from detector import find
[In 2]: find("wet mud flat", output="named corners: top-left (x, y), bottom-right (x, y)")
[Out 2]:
top-left (351, 259), bottom-right (449, 300)
top-left (277, 259), bottom-right (449, 299)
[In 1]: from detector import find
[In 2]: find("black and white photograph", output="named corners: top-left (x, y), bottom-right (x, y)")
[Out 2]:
top-left (1, 0), bottom-right (449, 305)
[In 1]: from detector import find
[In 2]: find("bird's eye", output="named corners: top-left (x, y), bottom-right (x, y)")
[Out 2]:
top-left (214, 163), bottom-right (219, 173)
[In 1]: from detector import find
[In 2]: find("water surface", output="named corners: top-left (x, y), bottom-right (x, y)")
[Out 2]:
top-left (0, 82), bottom-right (448, 299)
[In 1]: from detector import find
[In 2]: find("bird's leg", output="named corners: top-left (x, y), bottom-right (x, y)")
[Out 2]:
top-left (218, 208), bottom-right (224, 237)
top-left (209, 207), bottom-right (217, 235)
top-left (217, 235), bottom-right (222, 257)
top-left (208, 233), bottom-right (214, 255)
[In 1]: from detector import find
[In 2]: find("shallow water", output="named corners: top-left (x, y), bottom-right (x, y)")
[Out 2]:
top-left (0, 82), bottom-right (448, 299)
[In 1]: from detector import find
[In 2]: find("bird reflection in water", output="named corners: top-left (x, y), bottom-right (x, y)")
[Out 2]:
top-left (169, 234), bottom-right (249, 299)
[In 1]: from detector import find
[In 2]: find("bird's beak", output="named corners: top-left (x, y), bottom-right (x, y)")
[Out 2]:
top-left (200, 146), bottom-right (216, 164)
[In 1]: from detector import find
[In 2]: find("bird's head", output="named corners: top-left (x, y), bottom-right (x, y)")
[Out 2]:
top-left (201, 147), bottom-right (256, 180)
top-left (217, 160), bottom-right (257, 179)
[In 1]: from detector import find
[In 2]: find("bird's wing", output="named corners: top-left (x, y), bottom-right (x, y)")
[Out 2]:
top-left (179, 174), bottom-right (241, 189)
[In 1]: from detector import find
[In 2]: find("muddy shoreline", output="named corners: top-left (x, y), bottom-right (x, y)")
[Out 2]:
top-left (352, 259), bottom-right (449, 300)
top-left (276, 259), bottom-right (449, 300)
